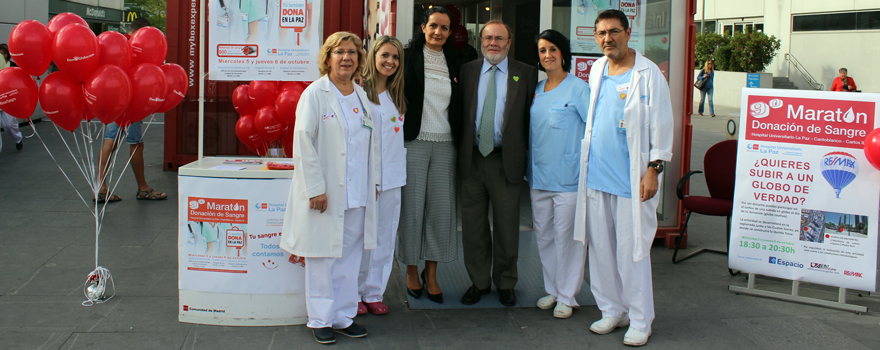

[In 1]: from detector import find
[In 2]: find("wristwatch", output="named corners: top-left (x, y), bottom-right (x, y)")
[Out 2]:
top-left (648, 161), bottom-right (664, 173)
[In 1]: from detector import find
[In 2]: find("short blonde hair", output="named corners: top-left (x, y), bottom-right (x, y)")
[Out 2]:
top-left (318, 32), bottom-right (366, 77)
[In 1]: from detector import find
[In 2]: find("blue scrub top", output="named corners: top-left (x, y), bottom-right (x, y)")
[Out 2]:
top-left (527, 74), bottom-right (590, 192)
top-left (586, 65), bottom-right (633, 198)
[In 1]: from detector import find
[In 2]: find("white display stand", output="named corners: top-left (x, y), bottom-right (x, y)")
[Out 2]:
top-left (177, 157), bottom-right (307, 326)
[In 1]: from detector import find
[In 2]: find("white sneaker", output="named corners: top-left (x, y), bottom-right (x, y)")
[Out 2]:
top-left (589, 315), bottom-right (630, 334)
top-left (623, 326), bottom-right (652, 346)
top-left (553, 302), bottom-right (572, 319)
top-left (536, 295), bottom-right (556, 310)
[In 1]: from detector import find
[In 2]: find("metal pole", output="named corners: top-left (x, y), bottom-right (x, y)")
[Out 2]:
top-left (198, 0), bottom-right (206, 166)
top-left (701, 0), bottom-right (706, 33)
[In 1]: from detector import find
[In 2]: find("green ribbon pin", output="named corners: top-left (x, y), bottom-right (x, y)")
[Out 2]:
top-left (513, 76), bottom-right (519, 82)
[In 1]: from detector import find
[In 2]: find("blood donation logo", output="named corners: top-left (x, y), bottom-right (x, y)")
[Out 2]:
top-left (749, 101), bottom-right (770, 118)
top-left (572, 57), bottom-right (598, 83)
top-left (188, 197), bottom-right (248, 224)
top-left (745, 95), bottom-right (875, 149)
top-left (820, 152), bottom-right (859, 198)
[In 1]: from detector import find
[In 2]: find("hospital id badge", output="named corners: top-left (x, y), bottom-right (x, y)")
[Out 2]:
top-left (241, 13), bottom-right (248, 22)
top-left (362, 115), bottom-right (374, 130)
top-left (618, 119), bottom-right (626, 133)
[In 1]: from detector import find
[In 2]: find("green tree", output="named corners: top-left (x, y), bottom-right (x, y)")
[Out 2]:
top-left (694, 31), bottom-right (781, 72)
top-left (694, 32), bottom-right (726, 69)
top-left (125, 0), bottom-right (166, 32)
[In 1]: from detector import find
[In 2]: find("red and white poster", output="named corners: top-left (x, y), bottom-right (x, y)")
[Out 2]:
top-left (570, 56), bottom-right (598, 84)
top-left (729, 88), bottom-right (880, 291)
top-left (179, 176), bottom-right (303, 294)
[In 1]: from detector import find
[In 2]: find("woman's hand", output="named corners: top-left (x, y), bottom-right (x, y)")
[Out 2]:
top-left (309, 194), bottom-right (328, 213)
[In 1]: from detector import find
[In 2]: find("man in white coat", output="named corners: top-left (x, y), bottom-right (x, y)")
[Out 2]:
top-left (573, 9), bottom-right (673, 347)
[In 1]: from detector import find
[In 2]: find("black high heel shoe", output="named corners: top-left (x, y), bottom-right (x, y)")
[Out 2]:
top-left (421, 270), bottom-right (444, 304)
top-left (406, 271), bottom-right (423, 299)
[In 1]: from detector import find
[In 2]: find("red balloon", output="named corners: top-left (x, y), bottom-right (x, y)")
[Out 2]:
top-left (864, 129), bottom-right (880, 172)
top-left (47, 13), bottom-right (88, 37)
top-left (8, 20), bottom-right (53, 76)
top-left (83, 105), bottom-right (95, 121)
top-left (248, 81), bottom-right (278, 108)
top-left (39, 72), bottom-right (85, 132)
top-left (232, 85), bottom-right (257, 116)
top-left (96, 31), bottom-right (132, 70)
top-left (235, 114), bottom-right (263, 147)
top-left (0, 68), bottom-right (39, 119)
top-left (53, 24), bottom-right (100, 83)
top-left (125, 64), bottom-right (167, 124)
top-left (83, 65), bottom-right (132, 124)
top-left (275, 87), bottom-right (302, 125)
top-left (279, 81), bottom-right (308, 92)
top-left (155, 63), bottom-right (187, 113)
top-left (254, 106), bottom-right (284, 142)
top-left (282, 126), bottom-right (294, 158)
top-left (129, 27), bottom-right (167, 66)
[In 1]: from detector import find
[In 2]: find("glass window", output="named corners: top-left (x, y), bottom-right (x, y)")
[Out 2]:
top-left (723, 25), bottom-right (732, 36)
top-left (824, 12), bottom-right (857, 31)
top-left (857, 11), bottom-right (880, 30)
top-left (734, 23), bottom-right (743, 34)
top-left (755, 23), bottom-right (764, 32)
top-left (793, 12), bottom-right (863, 32)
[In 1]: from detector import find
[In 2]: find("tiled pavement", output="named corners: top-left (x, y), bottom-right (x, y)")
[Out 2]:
top-left (1, 106), bottom-right (879, 349)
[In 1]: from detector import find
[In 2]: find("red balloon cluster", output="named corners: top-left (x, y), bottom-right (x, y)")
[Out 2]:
top-left (1, 14), bottom-right (187, 132)
top-left (234, 80), bottom-right (308, 156)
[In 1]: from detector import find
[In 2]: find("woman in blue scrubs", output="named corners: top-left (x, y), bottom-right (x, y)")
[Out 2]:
top-left (528, 29), bottom-right (591, 319)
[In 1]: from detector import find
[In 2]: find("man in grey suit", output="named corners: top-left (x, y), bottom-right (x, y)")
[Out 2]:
top-left (459, 20), bottom-right (537, 306)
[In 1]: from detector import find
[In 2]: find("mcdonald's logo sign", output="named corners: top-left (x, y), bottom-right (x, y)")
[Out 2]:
top-left (126, 12), bottom-right (138, 22)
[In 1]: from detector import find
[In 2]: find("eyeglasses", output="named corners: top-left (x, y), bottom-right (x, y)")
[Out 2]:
top-left (482, 36), bottom-right (507, 43)
top-left (332, 49), bottom-right (358, 57)
top-left (594, 28), bottom-right (625, 39)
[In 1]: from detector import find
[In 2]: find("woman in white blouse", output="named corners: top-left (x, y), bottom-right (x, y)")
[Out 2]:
top-left (357, 35), bottom-right (407, 315)
top-left (279, 31), bottom-right (380, 345)
top-left (398, 6), bottom-right (462, 304)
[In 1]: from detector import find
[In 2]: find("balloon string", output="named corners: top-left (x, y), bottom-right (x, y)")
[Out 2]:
top-left (51, 123), bottom-right (97, 210)
top-left (28, 120), bottom-right (93, 216)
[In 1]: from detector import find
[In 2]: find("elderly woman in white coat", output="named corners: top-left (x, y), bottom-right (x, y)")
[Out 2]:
top-left (279, 31), bottom-right (381, 345)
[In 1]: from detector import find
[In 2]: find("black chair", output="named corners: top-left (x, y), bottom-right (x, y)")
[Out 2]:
top-left (673, 140), bottom-right (739, 276)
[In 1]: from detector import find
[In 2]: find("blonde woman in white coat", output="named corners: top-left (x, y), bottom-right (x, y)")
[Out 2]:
top-left (279, 32), bottom-right (381, 345)
top-left (356, 35), bottom-right (407, 316)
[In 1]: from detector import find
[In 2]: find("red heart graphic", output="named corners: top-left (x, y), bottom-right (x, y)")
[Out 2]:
top-left (394, 127), bottom-right (400, 133)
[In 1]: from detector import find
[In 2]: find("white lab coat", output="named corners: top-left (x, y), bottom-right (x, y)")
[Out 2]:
top-left (280, 75), bottom-right (381, 258)
top-left (573, 49), bottom-right (674, 262)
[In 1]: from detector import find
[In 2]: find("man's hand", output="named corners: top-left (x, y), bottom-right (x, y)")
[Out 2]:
top-left (309, 194), bottom-right (328, 213)
top-left (640, 168), bottom-right (660, 202)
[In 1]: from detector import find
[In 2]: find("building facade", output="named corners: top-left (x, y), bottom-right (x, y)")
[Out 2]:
top-left (696, 0), bottom-right (880, 93)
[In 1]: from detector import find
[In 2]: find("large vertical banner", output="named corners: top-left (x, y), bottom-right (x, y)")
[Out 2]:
top-left (570, 0), bottom-right (644, 55)
top-left (179, 176), bottom-right (303, 294)
top-left (729, 89), bottom-right (880, 292)
top-left (208, 0), bottom-right (321, 81)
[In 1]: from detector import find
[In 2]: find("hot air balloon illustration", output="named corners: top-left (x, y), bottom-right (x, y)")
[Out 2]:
top-left (821, 152), bottom-right (859, 198)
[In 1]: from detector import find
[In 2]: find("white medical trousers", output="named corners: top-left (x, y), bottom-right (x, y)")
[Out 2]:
top-left (304, 207), bottom-right (365, 329)
top-left (358, 187), bottom-right (401, 302)
top-left (0, 111), bottom-right (22, 152)
top-left (585, 189), bottom-right (654, 332)
top-left (530, 188), bottom-right (585, 307)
